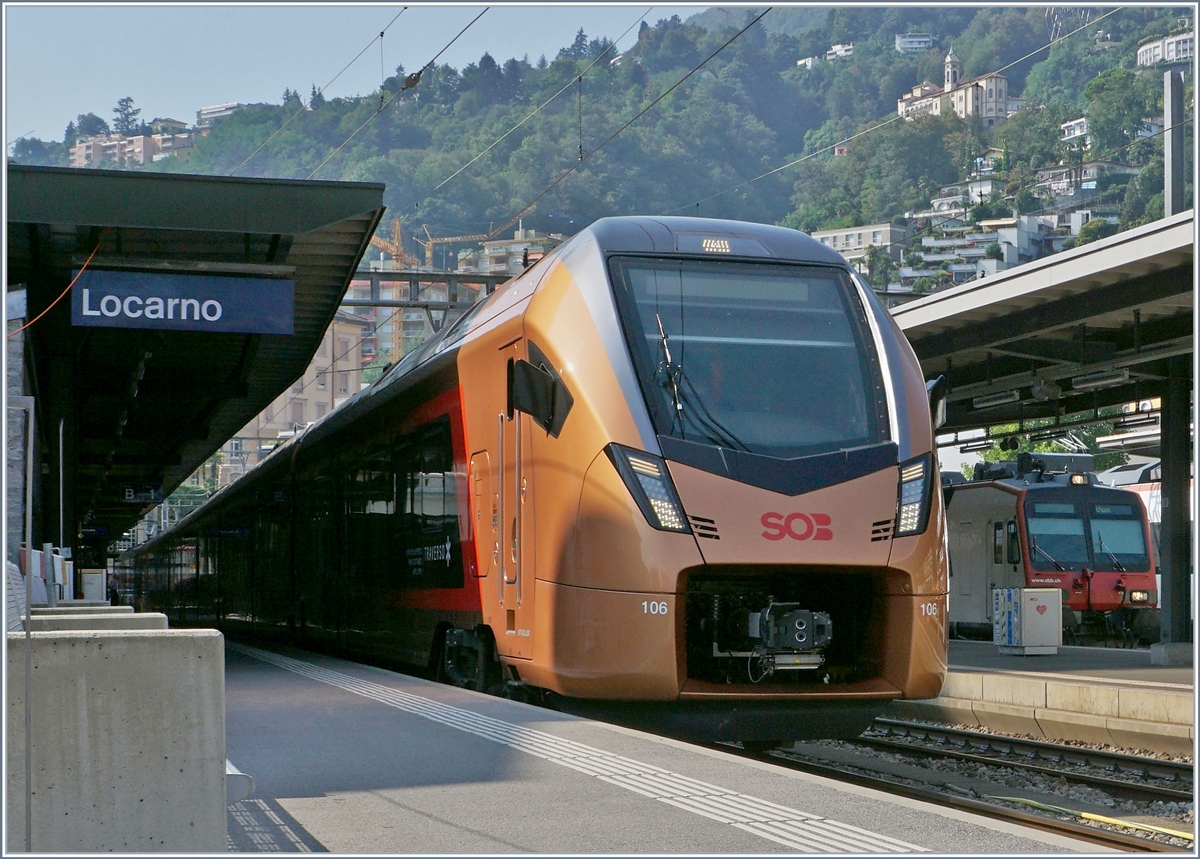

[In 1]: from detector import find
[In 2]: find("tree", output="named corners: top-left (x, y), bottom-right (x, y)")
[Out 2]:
top-left (1084, 67), bottom-right (1159, 158)
top-left (112, 96), bottom-right (142, 136)
top-left (1075, 218), bottom-right (1118, 246)
top-left (310, 85), bottom-right (326, 108)
top-left (72, 112), bottom-right (110, 138)
top-left (557, 28), bottom-right (590, 61)
top-left (8, 137), bottom-right (67, 166)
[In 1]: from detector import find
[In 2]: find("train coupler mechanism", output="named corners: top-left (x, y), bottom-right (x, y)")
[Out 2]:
top-left (710, 602), bottom-right (834, 681)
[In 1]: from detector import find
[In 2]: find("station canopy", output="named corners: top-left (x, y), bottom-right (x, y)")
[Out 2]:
top-left (892, 210), bottom-right (1194, 442)
top-left (7, 164), bottom-right (385, 546)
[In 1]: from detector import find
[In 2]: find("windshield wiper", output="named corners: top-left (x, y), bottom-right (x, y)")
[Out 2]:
top-left (654, 313), bottom-right (684, 430)
top-left (1031, 539), bottom-right (1065, 571)
top-left (1095, 531), bottom-right (1126, 572)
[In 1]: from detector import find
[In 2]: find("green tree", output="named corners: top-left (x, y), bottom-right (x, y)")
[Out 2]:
top-left (112, 96), bottom-right (142, 136)
top-left (72, 112), bottom-right (110, 137)
top-left (8, 137), bottom-right (68, 166)
top-left (1084, 67), bottom-right (1159, 157)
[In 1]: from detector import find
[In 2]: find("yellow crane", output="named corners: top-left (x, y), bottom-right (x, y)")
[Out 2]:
top-left (369, 220), bottom-right (422, 268)
top-left (416, 206), bottom-right (537, 269)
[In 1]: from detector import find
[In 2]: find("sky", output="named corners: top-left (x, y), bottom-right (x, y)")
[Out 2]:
top-left (4, 3), bottom-right (707, 145)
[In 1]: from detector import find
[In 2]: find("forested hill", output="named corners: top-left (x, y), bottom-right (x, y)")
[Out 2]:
top-left (12, 7), bottom-right (1187, 246)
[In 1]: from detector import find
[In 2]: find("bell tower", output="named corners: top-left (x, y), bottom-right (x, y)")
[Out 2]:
top-left (944, 46), bottom-right (961, 91)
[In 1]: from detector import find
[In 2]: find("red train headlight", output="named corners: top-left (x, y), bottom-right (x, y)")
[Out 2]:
top-left (1128, 590), bottom-right (1150, 603)
top-left (605, 444), bottom-right (691, 533)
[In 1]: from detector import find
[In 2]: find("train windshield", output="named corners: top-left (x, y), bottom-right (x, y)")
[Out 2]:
top-left (1089, 503), bottom-right (1150, 571)
top-left (1025, 499), bottom-right (1149, 572)
top-left (609, 257), bottom-right (883, 459)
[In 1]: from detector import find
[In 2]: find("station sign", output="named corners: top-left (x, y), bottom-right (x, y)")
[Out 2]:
top-left (120, 484), bottom-right (163, 504)
top-left (71, 270), bottom-right (294, 335)
top-left (80, 525), bottom-right (110, 537)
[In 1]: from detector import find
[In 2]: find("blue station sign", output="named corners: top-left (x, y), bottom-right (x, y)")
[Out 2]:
top-left (70, 270), bottom-right (294, 335)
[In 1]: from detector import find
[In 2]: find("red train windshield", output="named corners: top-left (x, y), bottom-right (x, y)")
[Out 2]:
top-left (608, 257), bottom-right (885, 459)
top-left (1025, 498), bottom-right (1150, 573)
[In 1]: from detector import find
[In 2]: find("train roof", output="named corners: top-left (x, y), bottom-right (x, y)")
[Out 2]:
top-left (581, 216), bottom-right (848, 266)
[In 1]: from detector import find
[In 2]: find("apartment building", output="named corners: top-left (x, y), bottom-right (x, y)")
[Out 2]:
top-left (215, 310), bottom-right (369, 486)
top-left (1137, 30), bottom-right (1194, 66)
top-left (69, 131), bottom-right (195, 168)
top-left (894, 33), bottom-right (933, 54)
top-left (456, 228), bottom-right (565, 276)
top-left (809, 223), bottom-right (908, 267)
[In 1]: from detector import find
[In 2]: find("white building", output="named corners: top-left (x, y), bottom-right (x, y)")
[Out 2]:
top-left (1137, 31), bottom-right (1194, 66)
top-left (809, 223), bottom-right (908, 267)
top-left (894, 33), bottom-right (933, 55)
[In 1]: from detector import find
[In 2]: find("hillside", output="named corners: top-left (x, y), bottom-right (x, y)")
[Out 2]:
top-left (9, 6), bottom-right (1189, 256)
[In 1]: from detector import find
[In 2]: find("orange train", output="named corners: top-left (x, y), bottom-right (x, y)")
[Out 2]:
top-left (124, 216), bottom-right (949, 742)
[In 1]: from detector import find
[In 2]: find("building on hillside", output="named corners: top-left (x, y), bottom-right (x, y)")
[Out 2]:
top-left (149, 117), bottom-right (190, 134)
top-left (456, 228), bottom-right (565, 276)
top-left (215, 310), bottom-right (370, 486)
top-left (1034, 159), bottom-right (1140, 197)
top-left (809, 223), bottom-right (908, 269)
top-left (825, 43), bottom-right (853, 60)
top-left (1060, 117), bottom-right (1091, 148)
top-left (1137, 30), bottom-right (1194, 66)
top-left (196, 102), bottom-right (246, 125)
top-left (897, 47), bottom-right (1022, 127)
top-left (894, 33), bottom-right (933, 54)
top-left (69, 131), bottom-right (194, 168)
top-left (796, 55), bottom-right (821, 70)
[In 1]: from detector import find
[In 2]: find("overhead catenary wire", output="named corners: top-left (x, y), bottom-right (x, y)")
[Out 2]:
top-left (405, 7), bottom-right (651, 216)
top-left (669, 6), bottom-right (1122, 215)
top-left (307, 8), bottom-right (489, 180)
top-left (495, 7), bottom-right (772, 236)
top-left (229, 7), bottom-right (408, 177)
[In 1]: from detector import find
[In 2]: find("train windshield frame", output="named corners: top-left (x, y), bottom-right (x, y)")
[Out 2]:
top-left (607, 255), bottom-right (887, 460)
top-left (1024, 496), bottom-right (1150, 573)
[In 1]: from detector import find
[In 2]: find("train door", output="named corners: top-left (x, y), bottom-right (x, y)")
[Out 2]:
top-left (497, 338), bottom-right (534, 659)
top-left (989, 517), bottom-right (1024, 607)
top-left (468, 451), bottom-right (494, 579)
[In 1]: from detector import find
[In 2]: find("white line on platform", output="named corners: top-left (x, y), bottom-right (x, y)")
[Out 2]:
top-left (231, 643), bottom-right (927, 853)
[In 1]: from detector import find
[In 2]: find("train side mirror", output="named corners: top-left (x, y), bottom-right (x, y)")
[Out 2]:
top-left (926, 375), bottom-right (948, 430)
top-left (510, 358), bottom-right (573, 437)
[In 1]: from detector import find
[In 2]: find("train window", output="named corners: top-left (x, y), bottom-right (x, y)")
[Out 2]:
top-left (608, 256), bottom-right (883, 459)
top-left (1006, 520), bottom-right (1020, 565)
top-left (1025, 512), bottom-right (1088, 568)
top-left (993, 522), bottom-right (1004, 565)
top-left (1089, 505), bottom-right (1149, 571)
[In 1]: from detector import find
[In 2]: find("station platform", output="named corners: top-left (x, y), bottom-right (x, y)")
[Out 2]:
top-left (223, 641), bottom-right (1104, 854)
top-left (885, 640), bottom-right (1195, 755)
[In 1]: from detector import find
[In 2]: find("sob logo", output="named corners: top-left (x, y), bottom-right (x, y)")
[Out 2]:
top-left (761, 512), bottom-right (833, 541)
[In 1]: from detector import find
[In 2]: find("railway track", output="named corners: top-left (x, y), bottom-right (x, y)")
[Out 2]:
top-left (716, 718), bottom-right (1193, 852)
top-left (730, 745), bottom-right (1187, 852)
top-left (865, 718), bottom-right (1193, 804)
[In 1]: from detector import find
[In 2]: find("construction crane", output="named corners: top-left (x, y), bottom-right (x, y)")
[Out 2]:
top-left (415, 206), bottom-right (536, 268)
top-left (369, 219), bottom-right (422, 268)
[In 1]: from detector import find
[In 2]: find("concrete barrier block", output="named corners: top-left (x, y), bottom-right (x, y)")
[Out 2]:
top-left (1106, 717), bottom-right (1193, 756)
top-left (980, 674), bottom-right (1047, 708)
top-left (970, 700), bottom-right (1045, 737)
top-left (939, 671), bottom-right (984, 700)
top-left (6, 629), bottom-right (225, 853)
top-left (1034, 708), bottom-right (1114, 747)
top-left (1044, 681), bottom-right (1119, 718)
top-left (32, 605), bottom-right (134, 614)
top-left (1116, 688), bottom-right (1194, 726)
top-left (25, 613), bottom-right (167, 631)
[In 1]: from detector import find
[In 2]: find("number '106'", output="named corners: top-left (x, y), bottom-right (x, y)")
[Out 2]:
top-left (642, 601), bottom-right (668, 615)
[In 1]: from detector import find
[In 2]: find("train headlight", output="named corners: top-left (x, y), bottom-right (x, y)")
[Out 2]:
top-left (894, 453), bottom-right (934, 537)
top-left (1128, 590), bottom-right (1151, 603)
top-left (605, 444), bottom-right (691, 533)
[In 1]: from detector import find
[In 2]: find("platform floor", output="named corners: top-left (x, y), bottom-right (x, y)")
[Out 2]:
top-left (224, 642), bottom-right (1109, 853)
top-left (947, 640), bottom-right (1194, 687)
top-left (883, 640), bottom-right (1195, 755)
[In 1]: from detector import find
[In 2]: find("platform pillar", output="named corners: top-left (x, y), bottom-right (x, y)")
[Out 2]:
top-left (1151, 354), bottom-right (1193, 666)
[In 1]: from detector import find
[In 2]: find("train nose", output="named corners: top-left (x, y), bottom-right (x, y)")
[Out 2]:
top-left (664, 459), bottom-right (898, 567)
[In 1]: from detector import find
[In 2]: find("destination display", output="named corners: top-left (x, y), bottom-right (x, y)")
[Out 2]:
top-left (71, 269), bottom-right (294, 334)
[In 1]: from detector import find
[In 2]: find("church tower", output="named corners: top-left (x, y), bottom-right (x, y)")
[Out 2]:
top-left (944, 46), bottom-right (961, 91)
